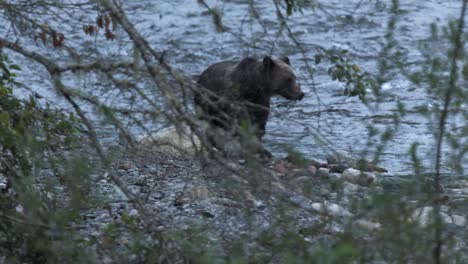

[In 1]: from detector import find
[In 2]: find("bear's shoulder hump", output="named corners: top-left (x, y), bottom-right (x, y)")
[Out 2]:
top-left (237, 57), bottom-right (258, 69)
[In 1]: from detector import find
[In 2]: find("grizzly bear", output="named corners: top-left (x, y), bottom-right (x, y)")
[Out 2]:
top-left (195, 56), bottom-right (304, 140)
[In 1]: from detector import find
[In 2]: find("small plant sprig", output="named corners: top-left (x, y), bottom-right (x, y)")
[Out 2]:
top-left (315, 49), bottom-right (373, 101)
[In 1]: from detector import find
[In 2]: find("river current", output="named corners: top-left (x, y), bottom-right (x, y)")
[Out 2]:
top-left (2, 0), bottom-right (466, 176)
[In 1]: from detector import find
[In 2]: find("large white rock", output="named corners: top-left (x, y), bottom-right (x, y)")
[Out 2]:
top-left (353, 219), bottom-right (382, 231)
top-left (311, 201), bottom-right (353, 217)
top-left (326, 150), bottom-right (355, 166)
top-left (411, 206), bottom-right (467, 227)
top-left (343, 181), bottom-right (362, 195)
top-left (342, 168), bottom-right (376, 186)
top-left (138, 125), bottom-right (201, 155)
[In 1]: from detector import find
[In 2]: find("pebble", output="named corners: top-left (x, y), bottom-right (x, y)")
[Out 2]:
top-left (450, 180), bottom-right (468, 188)
top-left (343, 181), bottom-right (362, 194)
top-left (329, 173), bottom-right (342, 181)
top-left (316, 168), bottom-right (330, 178)
top-left (354, 219), bottom-right (382, 231)
top-left (272, 159), bottom-right (296, 175)
top-left (308, 159), bottom-right (327, 169)
top-left (174, 185), bottom-right (210, 206)
top-left (118, 162), bottom-right (132, 171)
top-left (102, 256), bottom-right (113, 264)
top-left (211, 197), bottom-right (241, 207)
top-left (133, 176), bottom-right (147, 186)
top-left (15, 204), bottom-right (24, 213)
top-left (0, 175), bottom-right (8, 190)
top-left (448, 188), bottom-right (468, 195)
top-left (355, 159), bottom-right (387, 172)
top-left (244, 191), bottom-right (266, 209)
top-left (307, 165), bottom-right (317, 176)
top-left (197, 210), bottom-right (215, 218)
top-left (342, 168), bottom-right (375, 186)
top-left (326, 151), bottom-right (355, 167)
top-left (342, 168), bottom-right (360, 181)
top-left (311, 201), bottom-right (353, 217)
top-left (129, 170), bottom-right (139, 177)
top-left (128, 209), bottom-right (139, 217)
top-left (412, 206), bottom-right (467, 227)
top-left (148, 167), bottom-right (158, 175)
top-left (451, 214), bottom-right (467, 227)
top-left (291, 169), bottom-right (313, 177)
top-left (329, 164), bottom-right (349, 173)
top-left (291, 176), bottom-right (313, 185)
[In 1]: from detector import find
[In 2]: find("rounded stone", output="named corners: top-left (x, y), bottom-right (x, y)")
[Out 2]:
top-left (316, 168), bottom-right (330, 178)
top-left (343, 168), bottom-right (375, 186)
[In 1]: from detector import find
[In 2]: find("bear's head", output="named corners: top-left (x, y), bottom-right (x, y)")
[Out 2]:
top-left (263, 56), bottom-right (304, 100)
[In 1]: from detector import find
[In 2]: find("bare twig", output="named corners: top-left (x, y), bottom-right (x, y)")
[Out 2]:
top-left (433, 1), bottom-right (467, 263)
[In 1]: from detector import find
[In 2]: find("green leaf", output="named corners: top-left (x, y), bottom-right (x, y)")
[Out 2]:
top-left (9, 64), bottom-right (21, 71)
top-left (331, 55), bottom-right (339, 63)
top-left (0, 111), bottom-right (10, 126)
top-left (121, 213), bottom-right (134, 225)
top-left (463, 63), bottom-right (468, 81)
top-left (286, 0), bottom-right (293, 16)
top-left (314, 54), bottom-right (321, 64)
top-left (397, 100), bottom-right (406, 115)
top-left (29, 95), bottom-right (36, 108)
top-left (430, 23), bottom-right (438, 40)
top-left (0, 86), bottom-right (9, 96)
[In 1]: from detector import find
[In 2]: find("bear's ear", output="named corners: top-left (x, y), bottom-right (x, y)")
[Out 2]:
top-left (280, 56), bottom-right (290, 65)
top-left (263, 56), bottom-right (275, 69)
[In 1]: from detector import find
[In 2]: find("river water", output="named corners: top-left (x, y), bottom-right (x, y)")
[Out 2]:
top-left (2, 0), bottom-right (467, 176)
top-left (147, 0), bottom-right (466, 176)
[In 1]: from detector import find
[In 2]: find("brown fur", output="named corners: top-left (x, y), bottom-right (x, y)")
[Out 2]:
top-left (195, 56), bottom-right (304, 139)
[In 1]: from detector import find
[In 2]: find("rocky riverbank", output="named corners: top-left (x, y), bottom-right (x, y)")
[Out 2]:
top-left (50, 145), bottom-right (466, 262)
top-left (1, 141), bottom-right (466, 262)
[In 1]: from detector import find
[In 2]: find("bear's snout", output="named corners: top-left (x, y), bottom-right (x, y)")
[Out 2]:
top-left (288, 84), bottom-right (305, 100)
top-left (280, 87), bottom-right (304, 101)
top-left (296, 91), bottom-right (305, 100)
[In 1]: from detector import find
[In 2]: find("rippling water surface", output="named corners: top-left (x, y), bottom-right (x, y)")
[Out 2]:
top-left (3, 0), bottom-right (466, 176)
top-left (147, 0), bottom-right (465, 175)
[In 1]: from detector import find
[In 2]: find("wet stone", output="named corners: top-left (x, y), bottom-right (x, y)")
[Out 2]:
top-left (451, 214), bottom-right (467, 227)
top-left (342, 168), bottom-right (375, 186)
top-left (308, 159), bottom-right (327, 169)
top-left (291, 176), bottom-right (312, 184)
top-left (128, 209), bottom-right (139, 217)
top-left (174, 185), bottom-right (210, 206)
top-left (129, 170), bottom-right (139, 177)
top-left (244, 190), bottom-right (266, 209)
top-left (316, 168), bottom-right (330, 178)
top-left (411, 206), bottom-right (466, 227)
top-left (0, 174), bottom-right (7, 191)
top-left (197, 210), bottom-right (215, 218)
top-left (329, 173), bottom-right (342, 182)
top-left (148, 167), bottom-right (158, 175)
top-left (353, 219), bottom-right (382, 232)
top-left (343, 181), bottom-right (362, 195)
top-left (118, 162), bottom-right (132, 171)
top-left (326, 151), bottom-right (355, 167)
top-left (307, 165), bottom-right (317, 176)
top-left (355, 159), bottom-right (387, 172)
top-left (292, 167), bottom-right (316, 177)
top-left (133, 176), bottom-right (147, 186)
top-left (311, 201), bottom-right (352, 218)
top-left (272, 159), bottom-right (296, 175)
top-left (329, 164), bottom-right (349, 173)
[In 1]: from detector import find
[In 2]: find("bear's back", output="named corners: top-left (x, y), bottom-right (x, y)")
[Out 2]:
top-left (194, 57), bottom-right (269, 138)
top-left (197, 60), bottom-right (238, 91)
